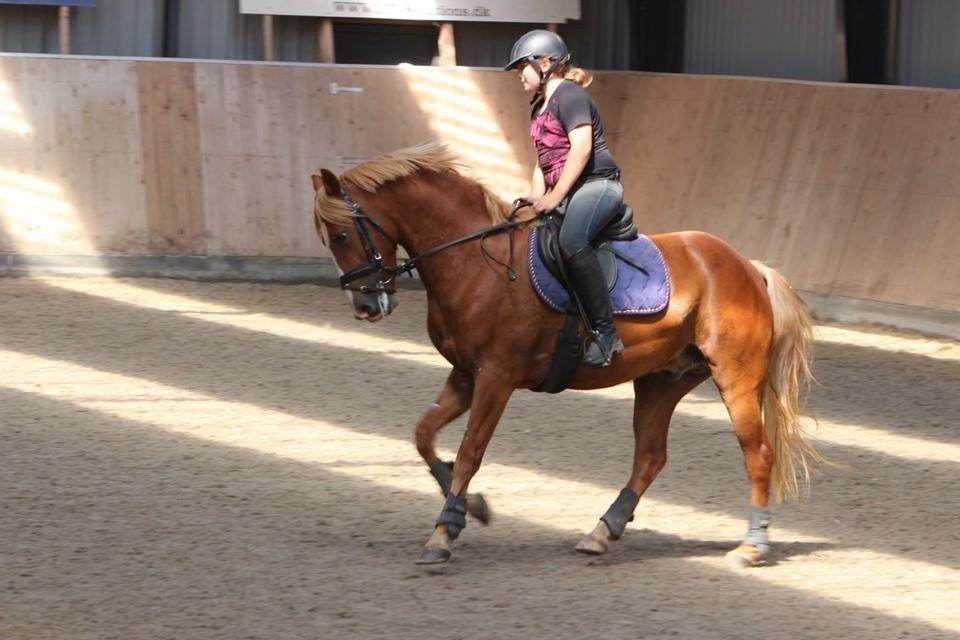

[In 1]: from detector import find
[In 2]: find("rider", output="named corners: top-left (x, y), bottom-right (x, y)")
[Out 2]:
top-left (505, 29), bottom-right (624, 368)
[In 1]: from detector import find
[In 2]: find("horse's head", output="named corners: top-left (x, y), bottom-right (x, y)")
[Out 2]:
top-left (311, 169), bottom-right (400, 322)
top-left (311, 142), bottom-right (511, 321)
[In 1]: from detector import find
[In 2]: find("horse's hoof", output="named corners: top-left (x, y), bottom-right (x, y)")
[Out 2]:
top-left (725, 543), bottom-right (765, 568)
top-left (575, 536), bottom-right (609, 555)
top-left (467, 493), bottom-right (492, 525)
top-left (575, 521), bottom-right (612, 555)
top-left (415, 546), bottom-right (452, 565)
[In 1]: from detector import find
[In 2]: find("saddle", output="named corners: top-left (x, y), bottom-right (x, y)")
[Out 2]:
top-left (530, 203), bottom-right (670, 394)
top-left (535, 203), bottom-right (640, 291)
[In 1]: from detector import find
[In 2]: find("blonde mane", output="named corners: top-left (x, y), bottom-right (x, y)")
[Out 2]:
top-left (313, 142), bottom-right (509, 227)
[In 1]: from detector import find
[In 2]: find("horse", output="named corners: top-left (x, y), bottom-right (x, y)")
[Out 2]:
top-left (310, 142), bottom-right (820, 567)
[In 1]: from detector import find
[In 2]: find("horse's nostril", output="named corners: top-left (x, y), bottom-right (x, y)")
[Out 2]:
top-left (357, 301), bottom-right (379, 317)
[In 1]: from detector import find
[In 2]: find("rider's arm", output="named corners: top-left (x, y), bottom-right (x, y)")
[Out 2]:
top-left (529, 164), bottom-right (546, 199)
top-left (546, 124), bottom-right (592, 202)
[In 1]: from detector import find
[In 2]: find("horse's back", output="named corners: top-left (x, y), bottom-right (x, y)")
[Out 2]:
top-left (649, 230), bottom-right (766, 296)
top-left (624, 229), bottom-right (770, 339)
top-left (649, 230), bottom-right (773, 348)
top-left (649, 230), bottom-right (752, 266)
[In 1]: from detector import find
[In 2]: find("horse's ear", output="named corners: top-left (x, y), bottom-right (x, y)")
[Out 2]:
top-left (312, 169), bottom-right (341, 197)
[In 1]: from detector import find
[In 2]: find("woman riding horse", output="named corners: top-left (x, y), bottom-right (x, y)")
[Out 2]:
top-left (506, 29), bottom-right (625, 368)
top-left (311, 140), bottom-right (820, 567)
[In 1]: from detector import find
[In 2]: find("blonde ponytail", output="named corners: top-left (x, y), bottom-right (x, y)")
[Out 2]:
top-left (562, 65), bottom-right (593, 87)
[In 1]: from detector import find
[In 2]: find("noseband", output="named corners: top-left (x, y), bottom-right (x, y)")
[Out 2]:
top-left (334, 189), bottom-right (536, 295)
top-left (336, 190), bottom-right (404, 295)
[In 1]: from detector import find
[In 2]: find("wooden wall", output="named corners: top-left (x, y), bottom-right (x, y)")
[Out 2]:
top-left (0, 55), bottom-right (957, 312)
top-left (592, 74), bottom-right (960, 313)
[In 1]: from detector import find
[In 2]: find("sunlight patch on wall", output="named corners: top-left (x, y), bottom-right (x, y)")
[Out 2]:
top-left (0, 80), bottom-right (31, 136)
top-left (0, 76), bottom-right (98, 256)
top-left (0, 169), bottom-right (94, 253)
top-left (399, 66), bottom-right (530, 200)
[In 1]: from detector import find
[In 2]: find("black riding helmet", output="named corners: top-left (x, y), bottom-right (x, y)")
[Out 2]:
top-left (503, 29), bottom-right (570, 71)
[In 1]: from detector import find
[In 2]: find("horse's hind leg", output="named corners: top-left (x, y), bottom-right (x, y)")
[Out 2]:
top-left (576, 367), bottom-right (707, 555)
top-left (711, 356), bottom-right (775, 568)
top-left (414, 368), bottom-right (491, 525)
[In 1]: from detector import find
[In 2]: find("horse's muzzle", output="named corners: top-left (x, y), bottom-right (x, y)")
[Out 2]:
top-left (353, 290), bottom-right (398, 322)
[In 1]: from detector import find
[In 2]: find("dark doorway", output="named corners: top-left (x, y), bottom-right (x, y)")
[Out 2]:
top-left (334, 21), bottom-right (437, 65)
top-left (632, 0), bottom-right (685, 72)
top-left (844, 0), bottom-right (895, 84)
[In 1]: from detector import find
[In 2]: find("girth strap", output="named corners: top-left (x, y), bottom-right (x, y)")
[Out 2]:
top-left (530, 310), bottom-right (583, 393)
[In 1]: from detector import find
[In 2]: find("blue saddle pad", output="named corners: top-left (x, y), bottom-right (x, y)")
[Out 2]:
top-left (528, 228), bottom-right (671, 315)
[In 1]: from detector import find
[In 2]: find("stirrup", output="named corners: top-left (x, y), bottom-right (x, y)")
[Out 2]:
top-left (584, 331), bottom-right (623, 368)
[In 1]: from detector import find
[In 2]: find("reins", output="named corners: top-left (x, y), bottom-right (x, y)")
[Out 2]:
top-left (336, 190), bottom-right (538, 294)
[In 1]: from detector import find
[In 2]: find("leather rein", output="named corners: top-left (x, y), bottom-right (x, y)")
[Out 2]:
top-left (335, 189), bottom-right (537, 295)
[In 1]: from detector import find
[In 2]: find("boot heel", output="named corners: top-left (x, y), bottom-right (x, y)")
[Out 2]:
top-left (584, 333), bottom-right (623, 368)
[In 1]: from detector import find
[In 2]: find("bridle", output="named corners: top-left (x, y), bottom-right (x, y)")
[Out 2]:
top-left (334, 189), bottom-right (536, 295)
top-left (334, 189), bottom-right (402, 295)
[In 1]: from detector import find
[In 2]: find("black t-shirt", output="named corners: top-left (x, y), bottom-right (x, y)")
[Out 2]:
top-left (530, 80), bottom-right (620, 188)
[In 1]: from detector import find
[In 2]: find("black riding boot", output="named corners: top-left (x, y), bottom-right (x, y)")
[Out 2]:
top-left (565, 246), bottom-right (624, 368)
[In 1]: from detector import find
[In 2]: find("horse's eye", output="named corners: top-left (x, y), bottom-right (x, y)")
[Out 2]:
top-left (333, 231), bottom-right (349, 245)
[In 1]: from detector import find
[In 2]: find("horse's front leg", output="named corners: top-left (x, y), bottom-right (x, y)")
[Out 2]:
top-left (414, 368), bottom-right (491, 525)
top-left (415, 376), bottom-right (513, 565)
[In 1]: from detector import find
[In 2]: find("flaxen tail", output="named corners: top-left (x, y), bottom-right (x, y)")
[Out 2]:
top-left (751, 261), bottom-right (823, 502)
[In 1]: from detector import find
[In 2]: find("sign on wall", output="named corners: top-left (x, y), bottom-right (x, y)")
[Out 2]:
top-left (240, 0), bottom-right (579, 23)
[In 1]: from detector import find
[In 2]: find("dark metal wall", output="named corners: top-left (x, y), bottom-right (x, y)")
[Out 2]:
top-left (684, 0), bottom-right (840, 81)
top-left (169, 0), bottom-right (318, 62)
top-left (0, 0), bottom-right (637, 68)
top-left (557, 0), bottom-right (633, 70)
top-left (453, 1), bottom-right (636, 70)
top-left (0, 3), bottom-right (58, 52)
top-left (0, 0), bottom-right (164, 56)
top-left (453, 21), bottom-right (541, 69)
top-left (4, 0), bottom-right (960, 89)
top-left (897, 0), bottom-right (960, 88)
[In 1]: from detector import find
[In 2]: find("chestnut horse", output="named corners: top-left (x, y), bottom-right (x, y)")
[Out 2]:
top-left (311, 143), bottom-right (819, 567)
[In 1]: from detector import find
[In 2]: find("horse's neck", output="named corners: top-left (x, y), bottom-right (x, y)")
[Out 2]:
top-left (392, 178), bottom-right (476, 239)
top-left (383, 176), bottom-right (501, 302)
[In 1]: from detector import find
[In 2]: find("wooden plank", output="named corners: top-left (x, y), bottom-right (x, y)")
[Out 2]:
top-left (195, 62), bottom-right (329, 258)
top-left (915, 195), bottom-right (960, 309)
top-left (136, 61), bottom-right (206, 255)
top-left (0, 57), bottom-right (147, 255)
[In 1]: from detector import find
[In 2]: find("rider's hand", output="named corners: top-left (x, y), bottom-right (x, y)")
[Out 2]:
top-left (531, 192), bottom-right (562, 214)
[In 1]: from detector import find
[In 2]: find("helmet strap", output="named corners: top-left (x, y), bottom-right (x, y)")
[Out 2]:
top-left (530, 55), bottom-right (569, 106)
top-left (531, 78), bottom-right (546, 106)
